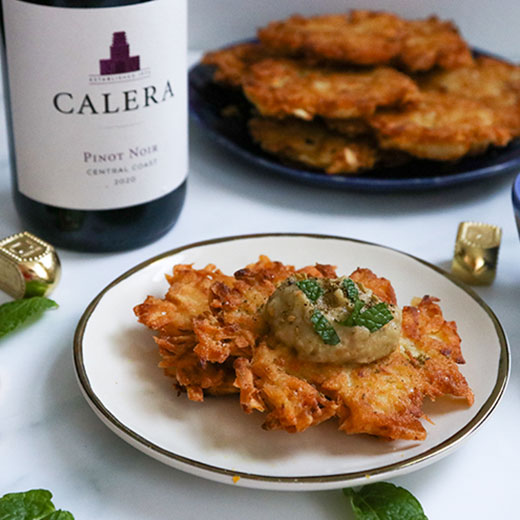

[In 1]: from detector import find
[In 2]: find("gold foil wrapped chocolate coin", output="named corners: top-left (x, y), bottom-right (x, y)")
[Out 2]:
top-left (452, 222), bottom-right (501, 285)
top-left (0, 231), bottom-right (61, 299)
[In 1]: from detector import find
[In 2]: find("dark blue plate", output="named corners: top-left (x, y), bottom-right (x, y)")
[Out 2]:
top-left (513, 174), bottom-right (520, 237)
top-left (189, 50), bottom-right (520, 192)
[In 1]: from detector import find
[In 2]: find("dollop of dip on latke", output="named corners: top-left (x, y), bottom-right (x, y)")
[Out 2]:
top-left (265, 276), bottom-right (401, 364)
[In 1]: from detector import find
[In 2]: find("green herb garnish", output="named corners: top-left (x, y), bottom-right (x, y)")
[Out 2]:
top-left (0, 297), bottom-right (58, 339)
top-left (340, 279), bottom-right (393, 332)
top-left (310, 309), bottom-right (340, 345)
top-left (342, 299), bottom-right (364, 327)
top-left (24, 280), bottom-right (51, 298)
top-left (342, 278), bottom-right (359, 302)
top-left (354, 303), bottom-right (394, 333)
top-left (296, 279), bottom-right (323, 303)
top-left (0, 489), bottom-right (75, 520)
top-left (344, 482), bottom-right (428, 520)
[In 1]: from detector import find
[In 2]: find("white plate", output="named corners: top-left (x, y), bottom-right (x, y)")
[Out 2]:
top-left (74, 234), bottom-right (509, 491)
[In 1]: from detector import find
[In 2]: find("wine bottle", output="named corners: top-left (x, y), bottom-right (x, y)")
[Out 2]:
top-left (0, 0), bottom-right (187, 252)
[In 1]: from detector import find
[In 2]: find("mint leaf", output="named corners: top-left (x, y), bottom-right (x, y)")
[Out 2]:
top-left (340, 302), bottom-right (393, 332)
top-left (355, 303), bottom-right (394, 332)
top-left (296, 279), bottom-right (323, 303)
top-left (341, 299), bottom-right (364, 327)
top-left (310, 310), bottom-right (340, 345)
top-left (24, 281), bottom-right (51, 298)
top-left (0, 489), bottom-right (56, 520)
top-left (343, 278), bottom-right (359, 302)
top-left (344, 482), bottom-right (428, 520)
top-left (340, 279), bottom-right (393, 332)
top-left (0, 297), bottom-right (58, 339)
top-left (0, 489), bottom-right (74, 520)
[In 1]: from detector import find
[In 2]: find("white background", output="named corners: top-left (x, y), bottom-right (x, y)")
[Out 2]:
top-left (0, 1), bottom-right (519, 519)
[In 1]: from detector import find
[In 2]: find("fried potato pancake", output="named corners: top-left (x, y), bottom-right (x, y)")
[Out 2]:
top-left (398, 17), bottom-right (473, 71)
top-left (258, 11), bottom-right (473, 71)
top-left (134, 262), bottom-right (239, 401)
top-left (134, 257), bottom-right (332, 400)
top-left (369, 91), bottom-right (513, 161)
top-left (324, 118), bottom-right (373, 138)
top-left (201, 42), bottom-right (277, 87)
top-left (248, 117), bottom-right (379, 174)
top-left (419, 56), bottom-right (520, 135)
top-left (258, 11), bottom-right (406, 67)
top-left (135, 257), bottom-right (473, 441)
top-left (242, 58), bottom-right (420, 120)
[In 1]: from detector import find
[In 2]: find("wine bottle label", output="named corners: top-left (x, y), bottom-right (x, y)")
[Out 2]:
top-left (3, 0), bottom-right (187, 210)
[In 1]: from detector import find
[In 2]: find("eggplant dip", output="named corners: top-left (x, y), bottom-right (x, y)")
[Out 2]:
top-left (265, 275), bottom-right (401, 364)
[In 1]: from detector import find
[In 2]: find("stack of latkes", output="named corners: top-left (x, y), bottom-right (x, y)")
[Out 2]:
top-left (202, 11), bottom-right (520, 175)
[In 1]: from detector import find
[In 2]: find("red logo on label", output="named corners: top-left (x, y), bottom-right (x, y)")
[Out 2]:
top-left (100, 32), bottom-right (140, 75)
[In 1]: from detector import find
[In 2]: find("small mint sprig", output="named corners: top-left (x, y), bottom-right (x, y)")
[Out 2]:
top-left (296, 279), bottom-right (323, 303)
top-left (341, 278), bottom-right (393, 333)
top-left (343, 278), bottom-right (359, 302)
top-left (0, 297), bottom-right (58, 339)
top-left (354, 303), bottom-right (394, 333)
top-left (310, 310), bottom-right (340, 345)
top-left (344, 482), bottom-right (428, 520)
top-left (342, 299), bottom-right (365, 327)
top-left (0, 489), bottom-right (74, 519)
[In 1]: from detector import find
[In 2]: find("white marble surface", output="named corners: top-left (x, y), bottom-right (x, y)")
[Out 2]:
top-left (0, 41), bottom-right (519, 520)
